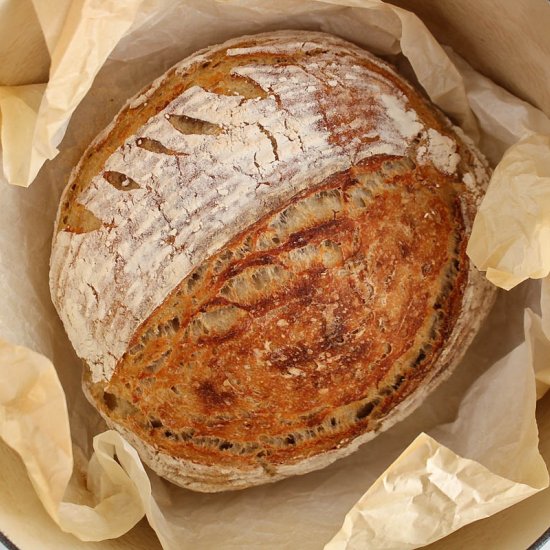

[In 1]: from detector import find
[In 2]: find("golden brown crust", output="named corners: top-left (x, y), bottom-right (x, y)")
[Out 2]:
top-left (52, 30), bottom-right (496, 491)
top-left (87, 155), bottom-right (481, 476)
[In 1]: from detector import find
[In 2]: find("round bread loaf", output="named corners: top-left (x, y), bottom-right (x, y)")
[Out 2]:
top-left (50, 31), bottom-right (496, 492)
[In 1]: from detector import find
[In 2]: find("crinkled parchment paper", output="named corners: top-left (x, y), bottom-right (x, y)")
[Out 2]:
top-left (1, 1), bottom-right (550, 548)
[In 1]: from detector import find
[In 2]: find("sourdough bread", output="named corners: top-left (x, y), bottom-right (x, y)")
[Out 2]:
top-left (50, 31), bottom-right (496, 492)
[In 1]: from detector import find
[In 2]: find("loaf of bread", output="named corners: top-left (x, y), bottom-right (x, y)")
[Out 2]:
top-left (50, 31), bottom-right (496, 492)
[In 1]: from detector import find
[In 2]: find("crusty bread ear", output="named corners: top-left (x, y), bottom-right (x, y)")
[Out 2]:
top-left (51, 31), bottom-right (496, 492)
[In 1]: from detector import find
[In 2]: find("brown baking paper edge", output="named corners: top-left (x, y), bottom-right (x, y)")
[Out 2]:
top-left (1, 0), bottom-right (550, 549)
top-left (0, 0), bottom-right (144, 187)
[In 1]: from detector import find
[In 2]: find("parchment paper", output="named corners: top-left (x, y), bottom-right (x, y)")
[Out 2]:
top-left (1, 1), bottom-right (550, 549)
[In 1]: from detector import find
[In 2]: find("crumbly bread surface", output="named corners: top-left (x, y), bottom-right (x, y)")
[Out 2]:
top-left (51, 31), bottom-right (495, 491)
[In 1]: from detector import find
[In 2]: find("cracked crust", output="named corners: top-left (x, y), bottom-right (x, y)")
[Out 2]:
top-left (51, 31), bottom-right (496, 491)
